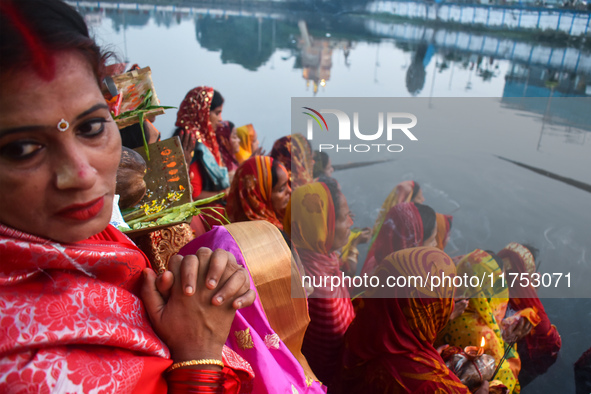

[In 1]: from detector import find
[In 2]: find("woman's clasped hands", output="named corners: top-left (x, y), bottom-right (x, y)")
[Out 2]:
top-left (141, 248), bottom-right (256, 363)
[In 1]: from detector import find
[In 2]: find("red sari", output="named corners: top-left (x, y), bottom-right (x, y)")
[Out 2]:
top-left (497, 242), bottom-right (562, 386)
top-left (216, 121), bottom-right (239, 173)
top-left (362, 202), bottom-right (424, 276)
top-left (343, 247), bottom-right (470, 394)
top-left (0, 224), bottom-right (253, 393)
top-left (175, 86), bottom-right (222, 166)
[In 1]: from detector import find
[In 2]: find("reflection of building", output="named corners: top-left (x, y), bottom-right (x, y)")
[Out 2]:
top-left (298, 21), bottom-right (332, 94)
top-left (501, 64), bottom-right (590, 150)
top-left (297, 21), bottom-right (354, 95)
top-left (504, 63), bottom-right (589, 97)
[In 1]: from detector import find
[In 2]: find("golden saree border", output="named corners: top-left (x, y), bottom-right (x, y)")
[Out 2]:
top-left (224, 221), bottom-right (319, 383)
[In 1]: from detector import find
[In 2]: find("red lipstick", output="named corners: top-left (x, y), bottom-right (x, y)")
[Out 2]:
top-left (57, 196), bottom-right (105, 221)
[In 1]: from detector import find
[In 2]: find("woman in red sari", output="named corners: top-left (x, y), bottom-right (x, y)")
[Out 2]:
top-left (362, 202), bottom-right (438, 275)
top-left (497, 243), bottom-right (562, 387)
top-left (368, 180), bottom-right (424, 247)
top-left (226, 156), bottom-right (291, 230)
top-left (0, 1), bottom-right (255, 391)
top-left (216, 120), bottom-right (240, 178)
top-left (343, 247), bottom-right (488, 394)
top-left (175, 86), bottom-right (230, 201)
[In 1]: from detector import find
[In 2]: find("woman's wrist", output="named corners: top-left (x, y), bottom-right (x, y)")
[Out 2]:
top-left (170, 346), bottom-right (224, 366)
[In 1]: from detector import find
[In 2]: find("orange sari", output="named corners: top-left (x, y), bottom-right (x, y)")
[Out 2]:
top-left (435, 213), bottom-right (453, 251)
top-left (226, 156), bottom-right (285, 230)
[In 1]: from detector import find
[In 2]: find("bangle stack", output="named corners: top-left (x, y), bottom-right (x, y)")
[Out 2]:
top-left (166, 361), bottom-right (226, 394)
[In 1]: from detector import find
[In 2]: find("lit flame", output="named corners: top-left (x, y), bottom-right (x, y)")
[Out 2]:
top-left (480, 337), bottom-right (486, 348)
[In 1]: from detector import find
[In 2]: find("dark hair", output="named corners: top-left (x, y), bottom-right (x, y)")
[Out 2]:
top-left (0, 0), bottom-right (108, 83)
top-left (227, 121), bottom-right (235, 130)
top-left (412, 181), bottom-right (421, 200)
top-left (486, 251), bottom-right (505, 271)
top-left (313, 151), bottom-right (330, 178)
top-left (211, 90), bottom-right (224, 111)
top-left (271, 159), bottom-right (280, 188)
top-left (120, 121), bottom-right (160, 149)
top-left (279, 229), bottom-right (292, 251)
top-left (521, 243), bottom-right (539, 262)
top-left (319, 176), bottom-right (342, 217)
top-left (413, 202), bottom-right (436, 242)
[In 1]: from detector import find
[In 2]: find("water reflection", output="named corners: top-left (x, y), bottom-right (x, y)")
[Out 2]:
top-left (75, 1), bottom-right (590, 100)
top-left (196, 15), bottom-right (277, 71)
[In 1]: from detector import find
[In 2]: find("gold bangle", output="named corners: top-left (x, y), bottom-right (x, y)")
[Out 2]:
top-left (165, 359), bottom-right (224, 373)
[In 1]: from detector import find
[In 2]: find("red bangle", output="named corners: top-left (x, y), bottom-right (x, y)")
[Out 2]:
top-left (168, 382), bottom-right (223, 393)
top-left (167, 368), bottom-right (224, 379)
top-left (167, 368), bottom-right (225, 387)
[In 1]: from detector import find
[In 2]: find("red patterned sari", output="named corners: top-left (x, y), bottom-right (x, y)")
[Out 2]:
top-left (343, 247), bottom-right (470, 394)
top-left (175, 86), bottom-right (222, 166)
top-left (362, 202), bottom-right (424, 276)
top-left (226, 156), bottom-right (285, 230)
top-left (0, 224), bottom-right (253, 393)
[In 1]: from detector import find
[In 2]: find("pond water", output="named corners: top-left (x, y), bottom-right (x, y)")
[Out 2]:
top-left (72, 1), bottom-right (590, 392)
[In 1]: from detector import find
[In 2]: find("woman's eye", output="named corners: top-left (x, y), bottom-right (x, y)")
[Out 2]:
top-left (0, 141), bottom-right (43, 160)
top-left (78, 118), bottom-right (107, 137)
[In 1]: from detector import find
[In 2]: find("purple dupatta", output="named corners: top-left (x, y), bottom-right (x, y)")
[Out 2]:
top-left (179, 226), bottom-right (326, 394)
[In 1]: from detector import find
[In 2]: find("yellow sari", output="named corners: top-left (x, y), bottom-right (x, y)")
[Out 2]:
top-left (436, 249), bottom-right (521, 393)
top-left (235, 124), bottom-right (256, 163)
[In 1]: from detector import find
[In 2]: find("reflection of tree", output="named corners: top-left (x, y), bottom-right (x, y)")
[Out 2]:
top-left (196, 16), bottom-right (279, 71)
top-left (107, 9), bottom-right (150, 32)
top-left (476, 57), bottom-right (500, 82)
top-left (153, 10), bottom-right (177, 28)
top-left (405, 43), bottom-right (428, 95)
